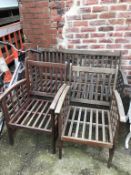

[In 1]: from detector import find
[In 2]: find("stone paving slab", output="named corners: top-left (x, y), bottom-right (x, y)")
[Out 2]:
top-left (0, 123), bottom-right (131, 175)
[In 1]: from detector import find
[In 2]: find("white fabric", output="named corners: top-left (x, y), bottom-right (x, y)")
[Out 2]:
top-left (0, 0), bottom-right (18, 9)
top-left (0, 57), bottom-right (8, 72)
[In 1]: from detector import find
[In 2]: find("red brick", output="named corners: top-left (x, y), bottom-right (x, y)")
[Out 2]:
top-left (99, 39), bottom-right (112, 43)
top-left (115, 38), bottom-right (129, 43)
top-left (110, 5), bottom-right (127, 11)
top-left (125, 32), bottom-right (131, 37)
top-left (66, 28), bottom-right (79, 33)
top-left (109, 32), bottom-right (123, 37)
top-left (89, 20), bottom-right (106, 26)
top-left (67, 15), bottom-right (81, 21)
top-left (83, 39), bottom-right (97, 43)
top-left (52, 15), bottom-right (62, 22)
top-left (124, 45), bottom-right (131, 49)
top-left (83, 0), bottom-right (98, 5)
top-left (73, 21), bottom-right (88, 27)
top-left (79, 7), bottom-right (91, 13)
top-left (118, 12), bottom-right (131, 18)
top-left (69, 39), bottom-right (80, 44)
top-left (91, 33), bottom-right (105, 37)
top-left (90, 44), bottom-right (105, 49)
top-left (116, 26), bottom-right (131, 31)
top-left (100, 12), bottom-right (116, 19)
top-left (76, 45), bottom-right (88, 49)
top-left (120, 0), bottom-right (131, 2)
top-left (75, 33), bottom-right (89, 38)
top-left (100, 0), bottom-right (117, 3)
top-left (99, 26), bottom-right (114, 32)
top-left (82, 14), bottom-right (97, 20)
top-left (126, 19), bottom-right (131, 24)
top-left (106, 44), bottom-right (121, 49)
top-left (92, 6), bottom-right (108, 12)
top-left (49, 1), bottom-right (57, 9)
top-left (68, 45), bottom-right (74, 49)
top-left (34, 13), bottom-right (49, 19)
top-left (81, 27), bottom-right (96, 32)
top-left (65, 34), bottom-right (74, 39)
top-left (109, 19), bottom-right (125, 25)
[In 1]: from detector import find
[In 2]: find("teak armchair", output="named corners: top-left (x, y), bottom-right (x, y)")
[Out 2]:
top-left (0, 60), bottom-right (67, 153)
top-left (55, 65), bottom-right (120, 167)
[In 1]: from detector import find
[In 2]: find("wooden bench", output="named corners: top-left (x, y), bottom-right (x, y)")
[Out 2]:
top-left (36, 48), bottom-right (128, 116)
top-left (55, 65), bottom-right (121, 167)
top-left (0, 59), bottom-right (67, 153)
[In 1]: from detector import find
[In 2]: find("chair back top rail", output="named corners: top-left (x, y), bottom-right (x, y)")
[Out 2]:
top-left (35, 48), bottom-right (121, 68)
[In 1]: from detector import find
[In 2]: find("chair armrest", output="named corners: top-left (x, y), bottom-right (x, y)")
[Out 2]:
top-left (0, 78), bottom-right (28, 102)
top-left (113, 90), bottom-right (128, 122)
top-left (117, 69), bottom-right (128, 96)
top-left (55, 85), bottom-right (70, 138)
top-left (50, 84), bottom-right (66, 111)
top-left (55, 85), bottom-right (70, 114)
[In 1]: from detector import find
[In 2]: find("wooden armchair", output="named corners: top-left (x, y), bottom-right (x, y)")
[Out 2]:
top-left (0, 60), bottom-right (67, 153)
top-left (55, 65), bottom-right (121, 167)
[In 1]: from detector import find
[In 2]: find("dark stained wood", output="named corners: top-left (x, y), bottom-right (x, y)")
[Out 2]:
top-left (55, 65), bottom-right (122, 167)
top-left (0, 60), bottom-right (67, 153)
top-left (70, 65), bottom-right (118, 107)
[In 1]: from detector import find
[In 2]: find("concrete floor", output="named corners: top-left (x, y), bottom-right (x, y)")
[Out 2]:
top-left (0, 123), bottom-right (131, 175)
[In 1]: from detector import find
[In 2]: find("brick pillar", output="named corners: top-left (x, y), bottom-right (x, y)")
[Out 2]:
top-left (19, 0), bottom-right (57, 48)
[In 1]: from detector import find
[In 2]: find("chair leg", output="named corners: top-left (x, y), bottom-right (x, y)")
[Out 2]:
top-left (59, 141), bottom-right (63, 159)
top-left (107, 145), bottom-right (115, 168)
top-left (52, 133), bottom-right (56, 154)
top-left (7, 127), bottom-right (14, 145)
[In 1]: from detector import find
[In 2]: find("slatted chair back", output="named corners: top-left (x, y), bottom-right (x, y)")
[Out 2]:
top-left (70, 65), bottom-right (118, 107)
top-left (25, 60), bottom-right (67, 98)
top-left (37, 48), bottom-right (121, 68)
top-left (0, 79), bottom-right (29, 123)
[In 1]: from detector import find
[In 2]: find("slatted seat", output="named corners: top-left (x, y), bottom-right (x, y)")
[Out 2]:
top-left (0, 59), bottom-right (67, 153)
top-left (62, 106), bottom-right (112, 148)
top-left (9, 98), bottom-right (52, 133)
top-left (55, 65), bottom-right (122, 168)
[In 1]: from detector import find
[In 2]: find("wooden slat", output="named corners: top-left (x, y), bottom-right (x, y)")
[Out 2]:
top-left (72, 66), bottom-right (116, 74)
top-left (82, 108), bottom-right (87, 139)
top-left (68, 107), bottom-right (76, 136)
top-left (88, 109), bottom-right (93, 140)
top-left (62, 107), bottom-right (71, 136)
top-left (32, 101), bottom-right (49, 127)
top-left (71, 98), bottom-right (110, 106)
top-left (38, 103), bottom-right (51, 128)
top-left (95, 109), bottom-right (99, 141)
top-left (14, 99), bottom-right (35, 124)
top-left (26, 100), bottom-right (44, 126)
top-left (21, 100), bottom-right (40, 125)
top-left (102, 110), bottom-right (106, 142)
top-left (75, 108), bottom-right (82, 138)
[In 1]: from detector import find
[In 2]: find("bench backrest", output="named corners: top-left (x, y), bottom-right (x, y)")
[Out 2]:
top-left (37, 48), bottom-right (121, 69)
top-left (25, 60), bottom-right (67, 97)
top-left (70, 65), bottom-right (118, 107)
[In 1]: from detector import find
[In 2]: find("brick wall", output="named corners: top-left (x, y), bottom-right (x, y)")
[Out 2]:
top-left (19, 0), bottom-right (131, 82)
top-left (19, 0), bottom-right (56, 48)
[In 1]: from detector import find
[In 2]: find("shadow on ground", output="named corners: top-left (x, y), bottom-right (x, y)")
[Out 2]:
top-left (0, 123), bottom-right (131, 175)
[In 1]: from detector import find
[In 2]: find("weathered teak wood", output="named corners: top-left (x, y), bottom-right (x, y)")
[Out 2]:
top-left (37, 48), bottom-right (121, 69)
top-left (55, 66), bottom-right (121, 167)
top-left (70, 65), bottom-right (118, 107)
top-left (34, 49), bottom-right (127, 109)
top-left (0, 60), bottom-right (67, 153)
